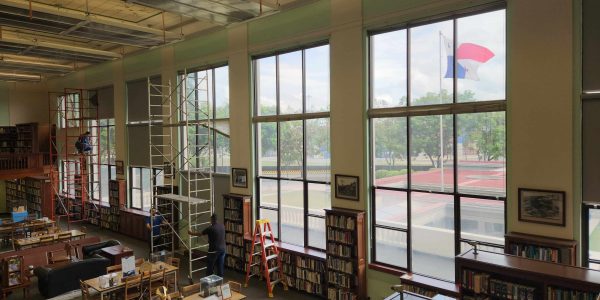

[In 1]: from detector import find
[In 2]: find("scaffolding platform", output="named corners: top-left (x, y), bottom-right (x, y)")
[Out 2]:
top-left (154, 193), bottom-right (210, 204)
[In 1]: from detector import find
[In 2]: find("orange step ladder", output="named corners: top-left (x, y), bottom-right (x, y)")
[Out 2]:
top-left (244, 219), bottom-right (287, 297)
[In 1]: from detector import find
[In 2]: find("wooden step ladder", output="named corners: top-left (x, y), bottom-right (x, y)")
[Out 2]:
top-left (244, 219), bottom-right (287, 298)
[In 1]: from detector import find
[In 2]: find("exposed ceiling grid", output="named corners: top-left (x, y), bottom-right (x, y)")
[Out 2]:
top-left (0, 0), bottom-right (311, 81)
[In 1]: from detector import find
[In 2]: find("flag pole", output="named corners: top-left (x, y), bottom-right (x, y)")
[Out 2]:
top-left (439, 31), bottom-right (445, 192)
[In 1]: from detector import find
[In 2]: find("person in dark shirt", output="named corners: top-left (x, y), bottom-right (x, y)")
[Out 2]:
top-left (75, 131), bottom-right (92, 154)
top-left (189, 214), bottom-right (226, 277)
top-left (145, 208), bottom-right (167, 252)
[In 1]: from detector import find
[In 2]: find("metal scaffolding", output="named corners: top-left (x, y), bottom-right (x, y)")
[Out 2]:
top-left (48, 88), bottom-right (101, 227)
top-left (148, 71), bottom-right (214, 280)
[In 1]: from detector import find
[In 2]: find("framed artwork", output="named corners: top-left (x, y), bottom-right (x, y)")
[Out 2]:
top-left (232, 168), bottom-right (248, 188)
top-left (518, 188), bottom-right (566, 226)
top-left (335, 174), bottom-right (359, 201)
top-left (115, 160), bottom-right (124, 175)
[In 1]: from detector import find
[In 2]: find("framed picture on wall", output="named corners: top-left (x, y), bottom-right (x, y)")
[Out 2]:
top-left (232, 168), bottom-right (247, 188)
top-left (518, 188), bottom-right (566, 226)
top-left (115, 160), bottom-right (124, 175)
top-left (335, 174), bottom-right (359, 201)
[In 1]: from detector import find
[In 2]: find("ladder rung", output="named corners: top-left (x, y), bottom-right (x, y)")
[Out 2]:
top-left (250, 262), bottom-right (260, 267)
top-left (265, 254), bottom-right (278, 261)
top-left (252, 251), bottom-right (262, 256)
top-left (264, 242), bottom-right (275, 248)
top-left (270, 279), bottom-right (281, 286)
top-left (268, 266), bottom-right (279, 274)
top-left (260, 231), bottom-right (272, 236)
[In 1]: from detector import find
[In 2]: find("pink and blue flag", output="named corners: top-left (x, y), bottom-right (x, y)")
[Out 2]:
top-left (442, 34), bottom-right (494, 80)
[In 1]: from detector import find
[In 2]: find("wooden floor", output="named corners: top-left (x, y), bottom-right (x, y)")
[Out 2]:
top-left (2, 221), bottom-right (322, 300)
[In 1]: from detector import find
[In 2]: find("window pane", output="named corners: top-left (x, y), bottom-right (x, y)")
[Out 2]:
top-left (216, 133), bottom-right (230, 174)
top-left (256, 57), bottom-right (277, 116)
top-left (375, 227), bottom-right (408, 268)
top-left (258, 123), bottom-right (277, 176)
top-left (259, 179), bottom-right (278, 209)
top-left (372, 30), bottom-right (407, 108)
top-left (260, 208), bottom-right (279, 239)
top-left (109, 124), bottom-right (116, 165)
top-left (215, 66), bottom-right (229, 118)
top-left (306, 118), bottom-right (330, 181)
top-left (375, 189), bottom-right (407, 230)
top-left (280, 180), bottom-right (304, 246)
top-left (279, 51), bottom-right (303, 114)
top-left (142, 168), bottom-right (151, 210)
top-left (133, 168), bottom-right (141, 188)
top-left (280, 121), bottom-right (303, 179)
top-left (589, 209), bottom-right (600, 263)
top-left (409, 21), bottom-right (453, 105)
top-left (460, 197), bottom-right (504, 246)
top-left (410, 115), bottom-right (454, 192)
top-left (460, 241), bottom-right (503, 255)
top-left (457, 112), bottom-right (505, 197)
top-left (456, 10), bottom-right (506, 102)
top-left (308, 216), bottom-right (326, 249)
top-left (110, 166), bottom-right (116, 179)
top-left (373, 117), bottom-right (407, 188)
top-left (308, 183), bottom-right (330, 216)
top-left (100, 127), bottom-right (109, 164)
top-left (411, 192), bottom-right (454, 281)
top-left (305, 45), bottom-right (330, 112)
top-left (132, 189), bottom-right (141, 209)
top-left (101, 165), bottom-right (109, 203)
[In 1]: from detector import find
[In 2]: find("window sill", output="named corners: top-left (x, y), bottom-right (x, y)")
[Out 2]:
top-left (368, 263), bottom-right (406, 277)
top-left (243, 236), bottom-right (326, 260)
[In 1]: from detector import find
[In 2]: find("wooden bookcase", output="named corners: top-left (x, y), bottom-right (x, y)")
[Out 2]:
top-left (281, 244), bottom-right (327, 298)
top-left (1, 255), bottom-right (24, 287)
top-left (119, 208), bottom-right (151, 242)
top-left (86, 200), bottom-right (101, 226)
top-left (399, 273), bottom-right (460, 298)
top-left (4, 176), bottom-right (52, 217)
top-left (325, 208), bottom-right (366, 300)
top-left (0, 127), bottom-right (17, 153)
top-left (457, 249), bottom-right (600, 299)
top-left (505, 232), bottom-right (576, 266)
top-left (223, 193), bottom-right (252, 272)
top-left (5, 179), bottom-right (24, 212)
top-left (104, 179), bottom-right (126, 231)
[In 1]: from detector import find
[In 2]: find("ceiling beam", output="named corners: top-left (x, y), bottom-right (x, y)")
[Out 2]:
top-left (0, 0), bottom-right (181, 39)
top-left (0, 71), bottom-right (40, 81)
top-left (0, 54), bottom-right (73, 71)
top-left (1, 32), bottom-right (122, 59)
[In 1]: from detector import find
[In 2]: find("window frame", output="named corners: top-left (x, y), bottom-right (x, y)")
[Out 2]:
top-left (129, 166), bottom-right (163, 211)
top-left (253, 43), bottom-right (331, 251)
top-left (90, 119), bottom-right (116, 203)
top-left (368, 7), bottom-right (507, 282)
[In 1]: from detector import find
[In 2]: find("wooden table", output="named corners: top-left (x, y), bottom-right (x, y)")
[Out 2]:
top-left (0, 219), bottom-right (55, 234)
top-left (84, 261), bottom-right (178, 300)
top-left (0, 279), bottom-right (31, 300)
top-left (14, 229), bottom-right (86, 250)
top-left (99, 245), bottom-right (134, 265)
top-left (183, 291), bottom-right (246, 300)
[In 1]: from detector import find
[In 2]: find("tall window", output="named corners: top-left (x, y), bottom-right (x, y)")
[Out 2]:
top-left (90, 119), bottom-right (116, 202)
top-left (254, 44), bottom-right (331, 249)
top-left (180, 66), bottom-right (230, 174)
top-left (130, 166), bottom-right (164, 211)
top-left (369, 9), bottom-right (506, 282)
top-left (57, 93), bottom-right (80, 129)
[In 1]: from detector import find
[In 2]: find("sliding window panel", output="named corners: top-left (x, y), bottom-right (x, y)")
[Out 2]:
top-left (460, 197), bottom-right (504, 247)
top-left (142, 168), bottom-right (152, 211)
top-left (258, 123), bottom-right (277, 177)
top-left (279, 51), bottom-right (303, 115)
top-left (260, 208), bottom-right (279, 239)
top-left (280, 121), bottom-right (303, 179)
top-left (410, 115), bottom-right (454, 192)
top-left (456, 10), bottom-right (506, 102)
top-left (409, 21), bottom-right (453, 106)
top-left (259, 178), bottom-right (278, 210)
top-left (215, 133), bottom-right (230, 174)
top-left (375, 189), bottom-right (407, 230)
top-left (306, 118), bottom-right (330, 182)
top-left (456, 112), bottom-right (505, 197)
top-left (215, 66), bottom-right (230, 119)
top-left (371, 29), bottom-right (407, 108)
top-left (256, 57), bottom-right (277, 116)
top-left (308, 216), bottom-right (326, 249)
top-left (280, 180), bottom-right (304, 246)
top-left (305, 45), bottom-right (330, 113)
top-left (589, 208), bottom-right (600, 270)
top-left (373, 117), bottom-right (408, 188)
top-left (411, 192), bottom-right (454, 281)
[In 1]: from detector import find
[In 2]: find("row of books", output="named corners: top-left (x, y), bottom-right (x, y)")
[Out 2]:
top-left (327, 228), bottom-right (354, 244)
top-left (224, 210), bottom-right (242, 221)
top-left (546, 287), bottom-right (599, 300)
top-left (224, 221), bottom-right (243, 233)
top-left (296, 268), bottom-right (322, 284)
top-left (489, 279), bottom-right (535, 300)
top-left (508, 244), bottom-right (571, 264)
top-left (326, 215), bottom-right (356, 230)
top-left (224, 198), bottom-right (242, 210)
top-left (327, 242), bottom-right (355, 258)
top-left (226, 244), bottom-right (244, 258)
top-left (402, 284), bottom-right (438, 298)
top-left (461, 269), bottom-right (490, 293)
top-left (328, 271), bottom-right (355, 289)
top-left (285, 277), bottom-right (324, 295)
top-left (225, 256), bottom-right (244, 271)
top-left (225, 233), bottom-right (244, 245)
top-left (327, 256), bottom-right (354, 274)
top-left (327, 287), bottom-right (357, 300)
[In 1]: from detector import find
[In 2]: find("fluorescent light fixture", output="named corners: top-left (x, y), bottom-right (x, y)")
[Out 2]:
top-left (0, 56), bottom-right (73, 71)
top-left (0, 72), bottom-right (41, 81)
top-left (583, 90), bottom-right (600, 94)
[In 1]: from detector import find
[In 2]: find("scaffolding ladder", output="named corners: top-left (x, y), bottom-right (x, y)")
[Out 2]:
top-left (48, 88), bottom-right (101, 228)
top-left (148, 71), bottom-right (214, 280)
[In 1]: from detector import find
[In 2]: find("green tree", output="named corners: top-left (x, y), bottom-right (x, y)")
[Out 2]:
top-left (458, 112), bottom-right (505, 161)
top-left (374, 117), bottom-right (406, 168)
top-left (280, 121), bottom-right (303, 172)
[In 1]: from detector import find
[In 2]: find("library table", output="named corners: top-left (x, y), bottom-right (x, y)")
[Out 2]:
top-left (183, 291), bottom-right (246, 300)
top-left (14, 229), bottom-right (86, 250)
top-left (99, 245), bottom-right (133, 265)
top-left (84, 261), bottom-right (177, 300)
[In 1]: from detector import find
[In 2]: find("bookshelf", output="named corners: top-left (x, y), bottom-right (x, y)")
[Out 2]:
top-left (154, 185), bottom-right (179, 249)
top-left (281, 244), bottom-right (327, 298)
top-left (86, 201), bottom-right (100, 226)
top-left (1, 255), bottom-right (24, 287)
top-left (399, 274), bottom-right (460, 298)
top-left (456, 249), bottom-right (600, 300)
top-left (223, 193), bottom-right (252, 272)
top-left (0, 127), bottom-right (17, 153)
top-left (5, 176), bottom-right (52, 217)
top-left (505, 232), bottom-right (577, 266)
top-left (325, 208), bottom-right (366, 300)
top-left (5, 179), bottom-right (24, 212)
top-left (104, 179), bottom-right (126, 231)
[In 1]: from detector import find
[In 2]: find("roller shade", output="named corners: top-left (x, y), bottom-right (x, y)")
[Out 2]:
top-left (583, 99), bottom-right (600, 205)
top-left (97, 86), bottom-right (114, 119)
top-left (583, 0), bottom-right (600, 91)
top-left (127, 76), bottom-right (161, 122)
